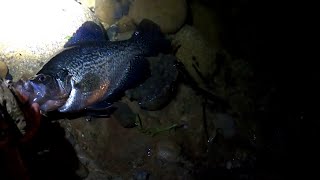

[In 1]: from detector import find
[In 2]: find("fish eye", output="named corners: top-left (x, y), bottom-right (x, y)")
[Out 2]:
top-left (37, 74), bottom-right (48, 82)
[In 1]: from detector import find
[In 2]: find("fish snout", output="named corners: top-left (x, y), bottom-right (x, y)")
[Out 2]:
top-left (12, 80), bottom-right (33, 103)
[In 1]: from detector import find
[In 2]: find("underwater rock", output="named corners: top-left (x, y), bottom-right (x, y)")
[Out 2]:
top-left (0, 61), bottom-right (8, 78)
top-left (106, 16), bottom-right (136, 41)
top-left (112, 102), bottom-right (137, 128)
top-left (79, 0), bottom-right (95, 11)
top-left (116, 16), bottom-right (136, 33)
top-left (213, 113), bottom-right (236, 139)
top-left (126, 54), bottom-right (179, 111)
top-left (95, 0), bottom-right (131, 27)
top-left (128, 0), bottom-right (187, 33)
top-left (106, 24), bottom-right (120, 41)
top-left (133, 170), bottom-right (150, 180)
top-left (75, 162), bottom-right (89, 179)
top-left (126, 83), bottom-right (212, 160)
top-left (167, 84), bottom-right (212, 159)
top-left (0, 0), bottom-right (100, 81)
top-left (173, 25), bottom-right (218, 87)
top-left (190, 1), bottom-right (222, 49)
top-left (59, 115), bottom-right (152, 175)
top-left (155, 140), bottom-right (181, 163)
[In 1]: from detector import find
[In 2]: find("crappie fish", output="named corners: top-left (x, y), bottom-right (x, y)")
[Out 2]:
top-left (14, 19), bottom-right (170, 113)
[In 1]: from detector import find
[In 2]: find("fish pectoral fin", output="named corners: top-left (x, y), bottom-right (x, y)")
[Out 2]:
top-left (40, 99), bottom-right (67, 112)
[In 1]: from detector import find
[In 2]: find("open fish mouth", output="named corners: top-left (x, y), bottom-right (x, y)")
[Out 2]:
top-left (12, 80), bottom-right (36, 102)
top-left (12, 79), bottom-right (69, 112)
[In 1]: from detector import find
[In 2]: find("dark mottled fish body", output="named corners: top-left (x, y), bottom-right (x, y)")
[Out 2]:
top-left (14, 19), bottom-right (170, 113)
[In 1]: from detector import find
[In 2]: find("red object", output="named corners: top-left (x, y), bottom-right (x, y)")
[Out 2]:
top-left (0, 100), bottom-right (41, 180)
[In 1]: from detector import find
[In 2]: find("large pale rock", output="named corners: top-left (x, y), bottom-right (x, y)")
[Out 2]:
top-left (95, 0), bottom-right (131, 27)
top-left (0, 0), bottom-right (100, 81)
top-left (79, 0), bottom-right (95, 10)
top-left (128, 0), bottom-right (187, 33)
top-left (173, 25), bottom-right (217, 86)
top-left (190, 1), bottom-right (222, 49)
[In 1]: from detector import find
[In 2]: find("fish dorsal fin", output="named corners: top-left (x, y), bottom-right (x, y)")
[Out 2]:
top-left (131, 19), bottom-right (171, 55)
top-left (64, 21), bottom-right (107, 48)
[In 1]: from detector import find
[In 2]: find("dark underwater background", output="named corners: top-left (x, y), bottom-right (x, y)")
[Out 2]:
top-left (0, 0), bottom-right (310, 179)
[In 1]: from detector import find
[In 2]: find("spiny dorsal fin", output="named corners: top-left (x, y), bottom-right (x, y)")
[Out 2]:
top-left (64, 21), bottom-right (107, 48)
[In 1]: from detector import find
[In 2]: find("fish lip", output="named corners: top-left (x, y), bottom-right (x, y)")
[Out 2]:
top-left (12, 80), bottom-right (41, 104)
top-left (12, 80), bottom-right (30, 96)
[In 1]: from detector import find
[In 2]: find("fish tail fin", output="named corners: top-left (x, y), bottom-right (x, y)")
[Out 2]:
top-left (132, 19), bottom-right (171, 55)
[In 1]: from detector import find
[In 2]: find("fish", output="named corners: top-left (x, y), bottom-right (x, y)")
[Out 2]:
top-left (13, 19), bottom-right (171, 113)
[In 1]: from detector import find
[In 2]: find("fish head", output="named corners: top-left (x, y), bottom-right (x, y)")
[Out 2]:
top-left (13, 73), bottom-right (71, 112)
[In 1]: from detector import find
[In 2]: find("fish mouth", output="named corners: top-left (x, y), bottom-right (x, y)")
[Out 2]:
top-left (12, 79), bottom-right (69, 112)
top-left (12, 80), bottom-right (33, 102)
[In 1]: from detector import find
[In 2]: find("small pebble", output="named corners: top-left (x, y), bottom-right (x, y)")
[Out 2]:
top-left (133, 170), bottom-right (150, 180)
top-left (75, 162), bottom-right (89, 179)
top-left (0, 61), bottom-right (8, 78)
top-left (156, 140), bottom-right (181, 163)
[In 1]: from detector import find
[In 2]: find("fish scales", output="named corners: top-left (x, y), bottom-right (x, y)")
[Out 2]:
top-left (13, 19), bottom-right (170, 113)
